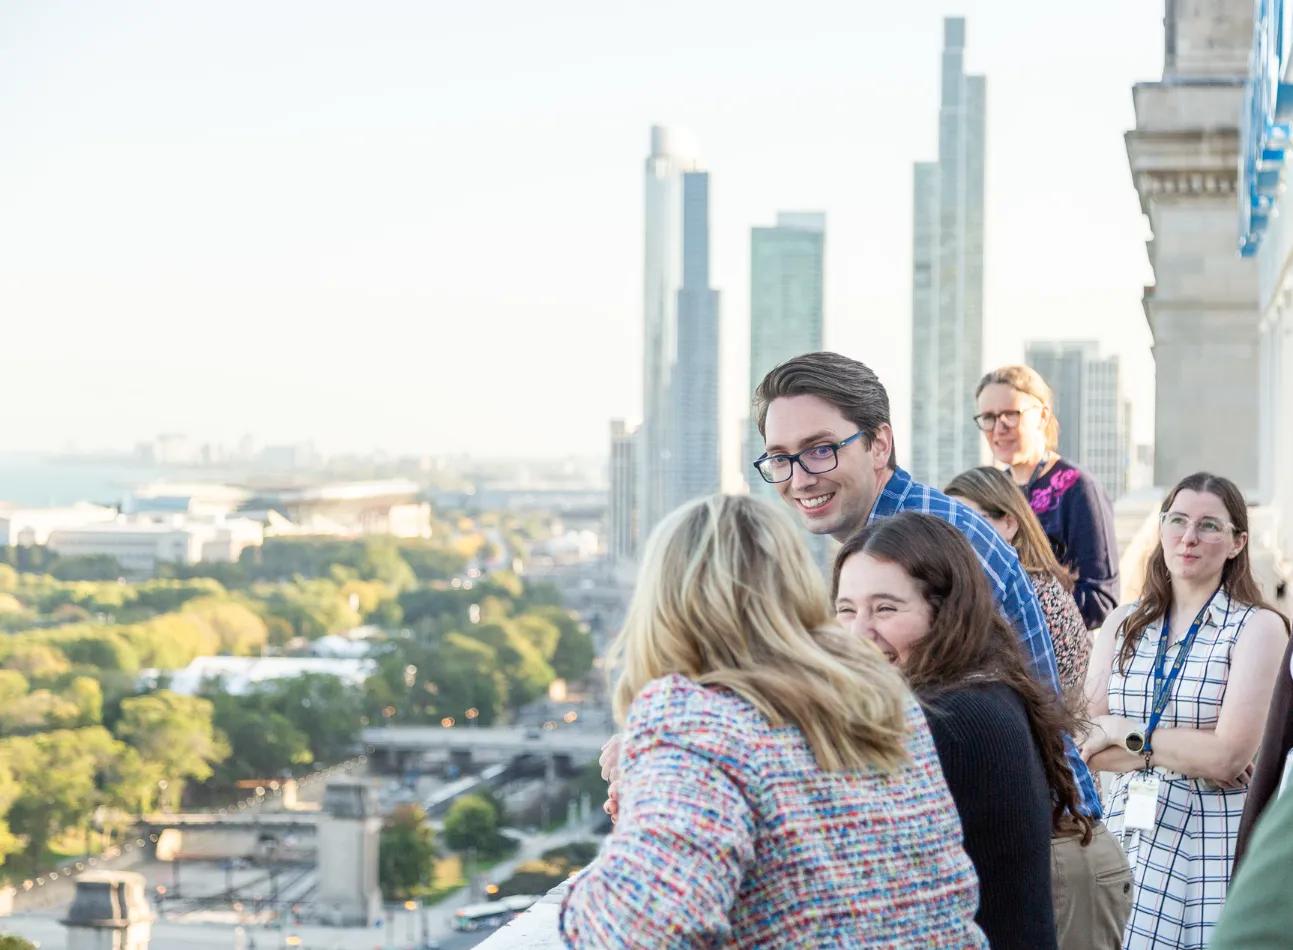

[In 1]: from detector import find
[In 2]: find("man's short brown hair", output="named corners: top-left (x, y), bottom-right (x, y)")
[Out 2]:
top-left (753, 351), bottom-right (897, 470)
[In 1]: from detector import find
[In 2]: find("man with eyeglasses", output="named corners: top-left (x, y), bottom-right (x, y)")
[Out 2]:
top-left (752, 351), bottom-right (1132, 950)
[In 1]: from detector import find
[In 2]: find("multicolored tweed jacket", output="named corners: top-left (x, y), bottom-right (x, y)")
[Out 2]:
top-left (559, 674), bottom-right (988, 948)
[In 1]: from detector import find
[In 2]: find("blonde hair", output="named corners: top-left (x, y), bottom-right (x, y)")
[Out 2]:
top-left (976, 365), bottom-right (1060, 453)
top-left (610, 494), bottom-right (912, 773)
top-left (944, 466), bottom-right (1074, 590)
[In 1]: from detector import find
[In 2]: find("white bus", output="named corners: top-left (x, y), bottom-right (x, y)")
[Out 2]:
top-left (450, 895), bottom-right (538, 932)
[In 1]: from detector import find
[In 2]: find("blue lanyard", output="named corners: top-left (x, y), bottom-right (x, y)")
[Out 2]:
top-left (1144, 587), bottom-right (1226, 752)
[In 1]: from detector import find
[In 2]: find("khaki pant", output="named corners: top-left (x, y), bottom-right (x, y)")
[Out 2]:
top-left (1051, 822), bottom-right (1133, 950)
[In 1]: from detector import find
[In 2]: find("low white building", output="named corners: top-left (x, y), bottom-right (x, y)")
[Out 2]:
top-left (45, 515), bottom-right (264, 573)
top-left (152, 655), bottom-right (377, 696)
top-left (0, 502), bottom-right (118, 546)
top-left (243, 480), bottom-right (432, 539)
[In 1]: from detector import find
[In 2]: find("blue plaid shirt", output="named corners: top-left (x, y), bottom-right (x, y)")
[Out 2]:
top-left (868, 466), bottom-right (1102, 818)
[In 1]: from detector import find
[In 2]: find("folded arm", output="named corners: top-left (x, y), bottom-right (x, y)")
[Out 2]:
top-left (1082, 610), bottom-right (1287, 783)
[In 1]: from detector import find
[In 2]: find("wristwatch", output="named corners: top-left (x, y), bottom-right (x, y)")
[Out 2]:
top-left (1124, 729), bottom-right (1146, 754)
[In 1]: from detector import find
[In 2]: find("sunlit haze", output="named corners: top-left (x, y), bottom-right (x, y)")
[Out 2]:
top-left (0, 1), bottom-right (1162, 476)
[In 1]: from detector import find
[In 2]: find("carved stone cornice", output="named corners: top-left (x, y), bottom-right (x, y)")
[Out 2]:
top-left (1133, 169), bottom-right (1239, 199)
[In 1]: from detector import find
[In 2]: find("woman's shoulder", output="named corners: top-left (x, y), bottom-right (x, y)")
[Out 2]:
top-left (1030, 570), bottom-right (1068, 601)
top-left (919, 681), bottom-right (1031, 737)
top-left (623, 674), bottom-right (762, 758)
top-left (1102, 600), bottom-right (1139, 632)
top-left (1232, 602), bottom-right (1290, 641)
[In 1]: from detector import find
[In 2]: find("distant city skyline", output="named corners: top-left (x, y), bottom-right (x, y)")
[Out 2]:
top-left (1, 2), bottom-right (1163, 478)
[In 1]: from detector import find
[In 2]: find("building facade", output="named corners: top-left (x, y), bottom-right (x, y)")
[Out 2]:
top-left (746, 212), bottom-right (826, 495)
top-left (1127, 0), bottom-right (1260, 490)
top-left (1025, 341), bottom-right (1130, 499)
top-left (1241, 0), bottom-right (1293, 578)
top-left (668, 171), bottom-right (722, 513)
top-left (910, 17), bottom-right (986, 487)
top-left (608, 419), bottom-right (638, 562)
top-left (640, 126), bottom-right (719, 536)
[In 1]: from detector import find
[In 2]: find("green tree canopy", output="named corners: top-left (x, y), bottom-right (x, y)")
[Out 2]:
top-left (257, 674), bottom-right (362, 764)
top-left (65, 676), bottom-right (104, 727)
top-left (379, 804), bottom-right (437, 899)
top-left (115, 691), bottom-right (229, 801)
top-left (442, 794), bottom-right (499, 855)
top-left (208, 697), bottom-right (311, 785)
top-left (540, 607), bottom-right (595, 682)
top-left (2, 726), bottom-right (118, 860)
top-left (468, 622), bottom-right (554, 708)
top-left (181, 597), bottom-right (269, 655)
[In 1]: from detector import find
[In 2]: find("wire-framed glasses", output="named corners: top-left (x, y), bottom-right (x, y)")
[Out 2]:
top-left (1159, 511), bottom-right (1236, 543)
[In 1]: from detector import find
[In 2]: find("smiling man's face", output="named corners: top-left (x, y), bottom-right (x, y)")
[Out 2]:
top-left (761, 394), bottom-right (892, 542)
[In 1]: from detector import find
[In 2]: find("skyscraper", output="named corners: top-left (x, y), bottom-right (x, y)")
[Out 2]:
top-left (608, 419), bottom-right (638, 563)
top-left (641, 126), bottom-right (720, 534)
top-left (1025, 341), bottom-right (1130, 499)
top-left (911, 17), bottom-right (986, 487)
top-left (746, 212), bottom-right (826, 496)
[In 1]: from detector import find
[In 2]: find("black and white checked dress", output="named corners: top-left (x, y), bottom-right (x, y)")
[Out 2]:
top-left (1103, 591), bottom-right (1256, 949)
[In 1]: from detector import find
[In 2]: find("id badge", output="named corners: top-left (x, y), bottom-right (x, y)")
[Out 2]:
top-left (1123, 773), bottom-right (1161, 830)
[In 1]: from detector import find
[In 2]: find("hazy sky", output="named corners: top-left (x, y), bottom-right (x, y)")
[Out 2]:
top-left (1, 1), bottom-right (1165, 480)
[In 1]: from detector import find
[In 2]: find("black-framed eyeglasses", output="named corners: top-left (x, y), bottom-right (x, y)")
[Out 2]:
top-left (752, 431), bottom-right (865, 484)
top-left (972, 406), bottom-right (1040, 432)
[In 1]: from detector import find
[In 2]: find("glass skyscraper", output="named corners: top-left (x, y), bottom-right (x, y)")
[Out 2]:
top-left (746, 212), bottom-right (826, 497)
top-left (911, 17), bottom-right (986, 487)
top-left (640, 126), bottom-right (720, 538)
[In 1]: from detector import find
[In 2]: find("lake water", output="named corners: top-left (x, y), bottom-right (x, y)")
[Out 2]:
top-left (0, 454), bottom-right (166, 507)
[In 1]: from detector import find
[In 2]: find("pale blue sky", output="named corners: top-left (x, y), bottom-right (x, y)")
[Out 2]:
top-left (0, 1), bottom-right (1165, 477)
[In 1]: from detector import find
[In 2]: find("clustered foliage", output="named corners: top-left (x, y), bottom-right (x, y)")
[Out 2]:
top-left (0, 516), bottom-right (594, 880)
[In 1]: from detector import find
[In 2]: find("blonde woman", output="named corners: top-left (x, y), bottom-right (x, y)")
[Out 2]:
top-left (974, 365), bottom-right (1119, 628)
top-left (560, 495), bottom-right (986, 948)
top-left (946, 466), bottom-right (1091, 700)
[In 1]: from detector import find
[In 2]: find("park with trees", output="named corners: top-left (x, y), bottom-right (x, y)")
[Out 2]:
top-left (0, 517), bottom-right (596, 886)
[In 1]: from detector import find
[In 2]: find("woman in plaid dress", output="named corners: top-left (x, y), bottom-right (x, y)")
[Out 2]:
top-left (1080, 473), bottom-right (1289, 949)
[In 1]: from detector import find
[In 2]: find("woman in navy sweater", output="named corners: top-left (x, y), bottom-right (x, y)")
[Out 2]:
top-left (974, 364), bottom-right (1119, 628)
top-left (834, 512), bottom-right (1102, 950)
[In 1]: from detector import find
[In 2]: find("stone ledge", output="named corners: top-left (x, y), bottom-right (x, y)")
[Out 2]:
top-left (473, 881), bottom-right (568, 949)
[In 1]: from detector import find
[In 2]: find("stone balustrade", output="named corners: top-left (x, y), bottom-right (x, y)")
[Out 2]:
top-left (473, 881), bottom-right (568, 949)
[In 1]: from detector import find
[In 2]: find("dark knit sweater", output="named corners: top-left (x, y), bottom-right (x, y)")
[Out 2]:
top-left (1025, 458), bottom-right (1119, 629)
top-left (921, 681), bottom-right (1058, 950)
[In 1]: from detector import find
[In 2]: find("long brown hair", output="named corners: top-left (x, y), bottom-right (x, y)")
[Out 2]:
top-left (975, 365), bottom-right (1060, 453)
top-left (613, 494), bottom-right (913, 773)
top-left (832, 512), bottom-right (1092, 841)
top-left (1116, 472), bottom-right (1290, 673)
top-left (945, 466), bottom-right (1075, 590)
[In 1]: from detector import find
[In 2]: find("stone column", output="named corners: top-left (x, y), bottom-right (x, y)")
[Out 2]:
top-left (61, 871), bottom-right (153, 950)
top-left (1126, 0), bottom-right (1261, 490)
top-left (316, 781), bottom-right (382, 926)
